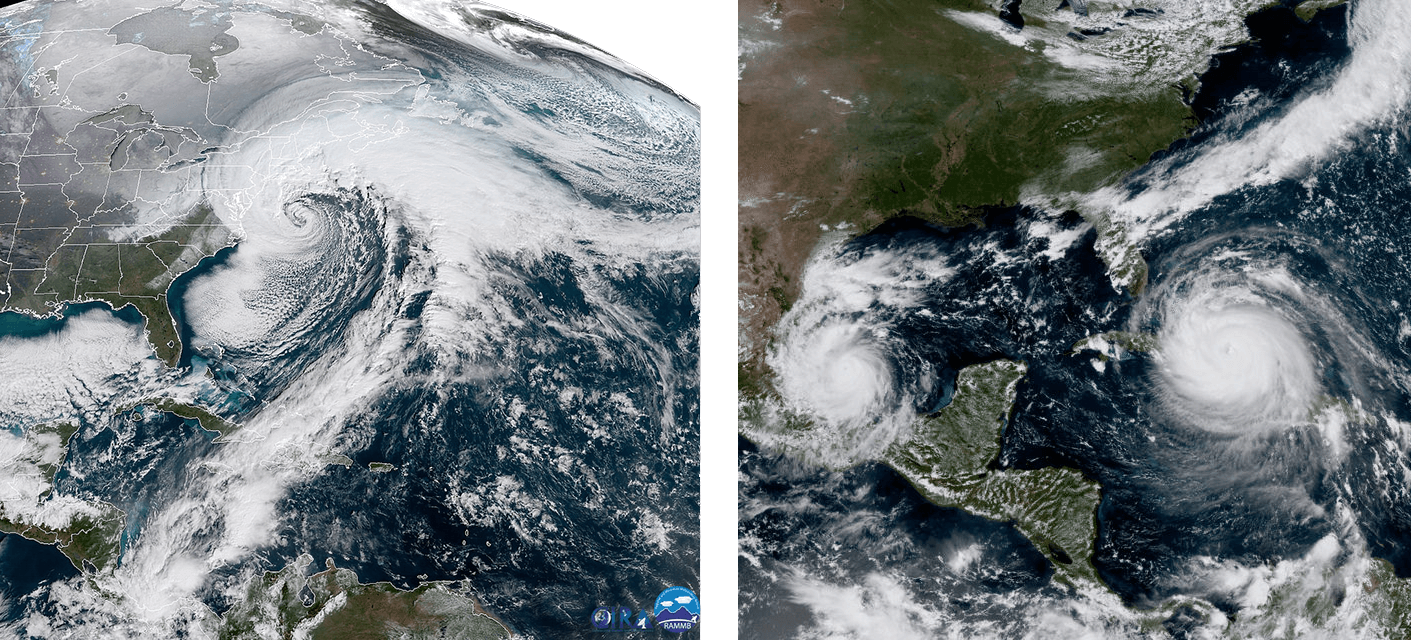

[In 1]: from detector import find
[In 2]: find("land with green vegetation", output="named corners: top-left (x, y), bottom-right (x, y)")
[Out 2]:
top-left (1, 101), bottom-right (234, 367)
top-left (321, 453), bottom-right (356, 468)
top-left (219, 554), bottom-right (511, 640)
top-left (0, 422), bottom-right (125, 571)
top-left (737, 0), bottom-right (1177, 591)
top-left (30, 203), bottom-right (230, 366)
top-left (1363, 558), bottom-right (1411, 639)
top-left (1071, 330), bottom-right (1158, 361)
top-left (738, 0), bottom-right (1353, 380)
top-left (1295, 0), bottom-right (1347, 21)
top-left (883, 360), bottom-right (1103, 589)
top-left (793, 356), bottom-right (1411, 631)
top-left (116, 398), bottom-right (240, 439)
top-left (0, 506), bottom-right (124, 572)
top-left (1186, 551), bottom-right (1411, 638)
top-left (738, 0), bottom-right (1205, 385)
top-left (738, 0), bottom-right (1411, 625)
top-left (3, 400), bottom-right (244, 575)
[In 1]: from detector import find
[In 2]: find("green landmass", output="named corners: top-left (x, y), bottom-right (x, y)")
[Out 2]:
top-left (368, 462), bottom-right (397, 473)
top-left (14, 202), bottom-right (232, 366)
top-left (31, 422), bottom-right (80, 489)
top-left (321, 453), bottom-right (355, 468)
top-left (748, 0), bottom-right (1197, 228)
top-left (1092, 219), bottom-right (1150, 296)
top-left (1295, 0), bottom-right (1347, 22)
top-left (219, 555), bottom-right (511, 640)
top-left (1366, 558), bottom-right (1411, 639)
top-left (0, 506), bottom-right (124, 571)
top-left (72, 204), bottom-right (230, 366)
top-left (883, 360), bottom-right (1103, 589)
top-left (1071, 330), bottom-right (1158, 361)
top-left (1199, 554), bottom-right (1411, 638)
top-left (150, 399), bottom-right (238, 438)
top-left (738, 0), bottom-right (1411, 622)
top-left (115, 398), bottom-right (239, 440)
top-left (0, 422), bottom-right (125, 572)
top-left (738, 0), bottom-right (1202, 375)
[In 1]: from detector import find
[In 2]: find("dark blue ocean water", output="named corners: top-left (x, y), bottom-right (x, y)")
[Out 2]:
top-left (250, 247), bottom-right (700, 636)
top-left (739, 436), bottom-right (1056, 639)
top-left (740, 0), bottom-right (1411, 631)
top-left (0, 534), bottom-right (76, 625)
top-left (739, 204), bottom-right (1130, 636)
top-left (0, 3), bottom-right (698, 637)
top-left (15, 224), bottom-right (696, 640)
top-left (7, 221), bottom-right (697, 640)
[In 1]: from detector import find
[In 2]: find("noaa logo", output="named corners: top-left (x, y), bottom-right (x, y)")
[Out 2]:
top-left (652, 586), bottom-right (699, 633)
top-left (592, 608), bottom-right (613, 628)
top-left (589, 605), bottom-right (652, 631)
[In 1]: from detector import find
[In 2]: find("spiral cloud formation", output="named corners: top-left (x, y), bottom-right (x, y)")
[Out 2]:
top-left (1153, 284), bottom-right (1319, 433)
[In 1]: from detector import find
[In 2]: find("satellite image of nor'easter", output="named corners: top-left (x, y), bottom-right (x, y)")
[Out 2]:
top-left (740, 0), bottom-right (1411, 637)
top-left (0, 0), bottom-right (699, 637)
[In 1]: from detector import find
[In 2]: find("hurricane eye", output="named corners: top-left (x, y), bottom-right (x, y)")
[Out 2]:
top-left (283, 201), bottom-right (312, 227)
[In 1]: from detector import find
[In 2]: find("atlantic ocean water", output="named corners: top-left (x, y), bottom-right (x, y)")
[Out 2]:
top-left (741, 2), bottom-right (1411, 636)
top-left (0, 0), bottom-right (700, 636)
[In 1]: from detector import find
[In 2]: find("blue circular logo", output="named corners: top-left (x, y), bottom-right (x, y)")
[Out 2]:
top-left (590, 606), bottom-right (613, 630)
top-left (652, 586), bottom-right (699, 633)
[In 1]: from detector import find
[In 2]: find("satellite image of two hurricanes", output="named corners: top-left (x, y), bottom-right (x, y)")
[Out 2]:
top-left (5, 0), bottom-right (1411, 638)
top-left (740, 0), bottom-right (1411, 638)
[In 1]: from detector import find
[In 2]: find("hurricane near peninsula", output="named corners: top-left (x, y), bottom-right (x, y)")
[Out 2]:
top-left (1145, 239), bottom-right (1329, 435)
top-left (0, 0), bottom-right (699, 637)
top-left (740, 0), bottom-right (1411, 636)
